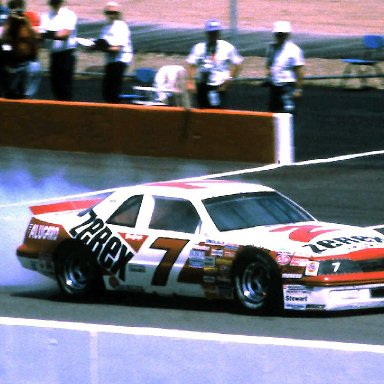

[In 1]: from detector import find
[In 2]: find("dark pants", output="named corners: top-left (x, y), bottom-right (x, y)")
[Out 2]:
top-left (0, 48), bottom-right (7, 97)
top-left (195, 83), bottom-right (227, 109)
top-left (102, 61), bottom-right (127, 103)
top-left (50, 49), bottom-right (76, 101)
top-left (269, 83), bottom-right (297, 114)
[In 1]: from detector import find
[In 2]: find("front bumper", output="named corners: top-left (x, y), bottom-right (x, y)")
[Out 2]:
top-left (283, 283), bottom-right (384, 311)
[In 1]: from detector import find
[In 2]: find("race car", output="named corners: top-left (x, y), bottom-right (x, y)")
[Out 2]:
top-left (16, 179), bottom-right (384, 313)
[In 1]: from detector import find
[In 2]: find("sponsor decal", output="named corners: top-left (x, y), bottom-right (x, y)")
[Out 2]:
top-left (303, 235), bottom-right (384, 254)
top-left (28, 224), bottom-right (60, 241)
top-left (128, 264), bottom-right (146, 273)
top-left (210, 249), bottom-right (224, 257)
top-left (285, 295), bottom-right (308, 302)
top-left (204, 256), bottom-right (216, 268)
top-left (189, 249), bottom-right (205, 268)
top-left (224, 250), bottom-right (236, 258)
top-left (118, 233), bottom-right (148, 252)
top-left (205, 239), bottom-right (225, 246)
top-left (203, 275), bottom-right (216, 284)
top-left (290, 257), bottom-right (309, 267)
top-left (305, 261), bottom-right (320, 276)
top-left (282, 273), bottom-right (303, 279)
top-left (224, 244), bottom-right (240, 251)
top-left (275, 252), bottom-right (292, 265)
top-left (69, 211), bottom-right (134, 280)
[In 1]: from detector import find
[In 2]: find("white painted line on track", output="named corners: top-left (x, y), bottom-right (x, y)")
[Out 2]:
top-left (183, 149), bottom-right (384, 181)
top-left (1, 316), bottom-right (384, 354)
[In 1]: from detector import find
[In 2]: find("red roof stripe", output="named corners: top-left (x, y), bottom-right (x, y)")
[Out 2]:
top-left (30, 198), bottom-right (102, 215)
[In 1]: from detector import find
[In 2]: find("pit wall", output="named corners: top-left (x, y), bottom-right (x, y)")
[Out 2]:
top-left (0, 99), bottom-right (293, 164)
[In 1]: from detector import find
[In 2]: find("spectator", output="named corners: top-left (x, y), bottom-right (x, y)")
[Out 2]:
top-left (2, 0), bottom-right (41, 99)
top-left (40, 0), bottom-right (77, 101)
top-left (94, 1), bottom-right (133, 103)
top-left (186, 19), bottom-right (243, 109)
top-left (0, 0), bottom-right (10, 96)
top-left (265, 21), bottom-right (304, 114)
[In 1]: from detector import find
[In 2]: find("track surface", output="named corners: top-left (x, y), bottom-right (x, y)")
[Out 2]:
top-left (1, 147), bottom-right (384, 346)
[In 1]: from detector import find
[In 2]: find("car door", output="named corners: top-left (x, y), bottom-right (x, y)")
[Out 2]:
top-left (107, 194), bottom-right (206, 297)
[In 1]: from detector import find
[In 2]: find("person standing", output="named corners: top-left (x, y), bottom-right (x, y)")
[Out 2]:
top-left (2, 0), bottom-right (41, 99)
top-left (95, 1), bottom-right (132, 103)
top-left (40, 0), bottom-right (77, 101)
top-left (265, 21), bottom-right (304, 114)
top-left (0, 0), bottom-right (10, 96)
top-left (186, 19), bottom-right (243, 109)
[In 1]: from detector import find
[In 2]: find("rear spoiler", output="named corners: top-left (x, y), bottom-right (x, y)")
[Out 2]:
top-left (30, 198), bottom-right (103, 215)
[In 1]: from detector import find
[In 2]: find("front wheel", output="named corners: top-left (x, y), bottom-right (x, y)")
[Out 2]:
top-left (55, 242), bottom-right (104, 299)
top-left (233, 253), bottom-right (282, 314)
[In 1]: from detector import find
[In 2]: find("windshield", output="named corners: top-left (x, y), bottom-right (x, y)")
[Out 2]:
top-left (203, 192), bottom-right (313, 231)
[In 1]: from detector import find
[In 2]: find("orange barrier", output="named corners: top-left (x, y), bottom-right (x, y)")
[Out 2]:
top-left (0, 99), bottom-right (293, 163)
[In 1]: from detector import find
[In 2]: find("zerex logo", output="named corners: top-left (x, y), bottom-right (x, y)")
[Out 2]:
top-left (303, 236), bottom-right (384, 254)
top-left (69, 211), bottom-right (134, 279)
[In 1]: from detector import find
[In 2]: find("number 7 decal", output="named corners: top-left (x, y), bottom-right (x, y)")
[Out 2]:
top-left (150, 238), bottom-right (189, 286)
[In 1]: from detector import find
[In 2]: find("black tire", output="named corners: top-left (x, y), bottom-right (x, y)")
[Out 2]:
top-left (233, 252), bottom-right (283, 314)
top-left (55, 242), bottom-right (104, 299)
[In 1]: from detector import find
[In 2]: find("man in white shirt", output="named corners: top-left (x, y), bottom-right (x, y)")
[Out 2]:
top-left (265, 20), bottom-right (304, 114)
top-left (96, 1), bottom-right (132, 103)
top-left (40, 0), bottom-right (77, 101)
top-left (186, 19), bottom-right (243, 108)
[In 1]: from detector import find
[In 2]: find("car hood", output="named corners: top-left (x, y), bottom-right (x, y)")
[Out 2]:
top-left (219, 221), bottom-right (384, 258)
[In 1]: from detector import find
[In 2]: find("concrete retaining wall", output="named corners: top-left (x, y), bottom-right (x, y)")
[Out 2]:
top-left (0, 99), bottom-right (293, 164)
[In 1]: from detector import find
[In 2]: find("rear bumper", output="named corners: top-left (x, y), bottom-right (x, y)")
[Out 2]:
top-left (283, 283), bottom-right (384, 311)
top-left (17, 255), bottom-right (55, 279)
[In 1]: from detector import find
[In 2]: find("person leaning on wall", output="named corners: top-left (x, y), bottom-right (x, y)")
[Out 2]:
top-left (186, 19), bottom-right (243, 109)
top-left (1, 0), bottom-right (41, 99)
top-left (264, 20), bottom-right (305, 115)
top-left (91, 1), bottom-right (133, 104)
top-left (40, 0), bottom-right (77, 101)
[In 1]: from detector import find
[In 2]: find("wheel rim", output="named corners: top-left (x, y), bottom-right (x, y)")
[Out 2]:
top-left (238, 261), bottom-right (270, 308)
top-left (62, 250), bottom-right (92, 291)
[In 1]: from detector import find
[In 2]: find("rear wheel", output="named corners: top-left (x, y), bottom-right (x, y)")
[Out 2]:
top-left (233, 252), bottom-right (282, 314)
top-left (55, 242), bottom-right (104, 298)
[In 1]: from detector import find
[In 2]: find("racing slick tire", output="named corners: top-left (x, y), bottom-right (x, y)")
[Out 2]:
top-left (233, 251), bottom-right (283, 314)
top-left (54, 241), bottom-right (104, 299)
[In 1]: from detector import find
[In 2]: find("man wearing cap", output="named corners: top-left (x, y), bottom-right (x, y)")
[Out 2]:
top-left (265, 20), bottom-right (304, 114)
top-left (94, 1), bottom-right (132, 103)
top-left (40, 0), bottom-right (77, 101)
top-left (186, 19), bottom-right (243, 108)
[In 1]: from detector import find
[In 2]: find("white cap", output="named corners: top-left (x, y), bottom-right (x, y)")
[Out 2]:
top-left (205, 19), bottom-right (222, 32)
top-left (273, 21), bottom-right (291, 33)
top-left (104, 1), bottom-right (120, 12)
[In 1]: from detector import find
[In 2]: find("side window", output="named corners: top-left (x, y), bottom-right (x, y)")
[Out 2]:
top-left (149, 197), bottom-right (200, 233)
top-left (107, 195), bottom-right (143, 227)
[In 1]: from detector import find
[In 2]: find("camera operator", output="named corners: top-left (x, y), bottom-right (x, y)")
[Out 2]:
top-left (2, 0), bottom-right (41, 99)
top-left (186, 19), bottom-right (243, 109)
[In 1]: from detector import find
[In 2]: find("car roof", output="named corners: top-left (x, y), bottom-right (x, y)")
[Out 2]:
top-left (115, 180), bottom-right (276, 200)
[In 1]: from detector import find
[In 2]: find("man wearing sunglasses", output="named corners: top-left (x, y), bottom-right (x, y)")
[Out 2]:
top-left (265, 21), bottom-right (304, 115)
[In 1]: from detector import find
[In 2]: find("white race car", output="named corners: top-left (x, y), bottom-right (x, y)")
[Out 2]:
top-left (17, 180), bottom-right (384, 313)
